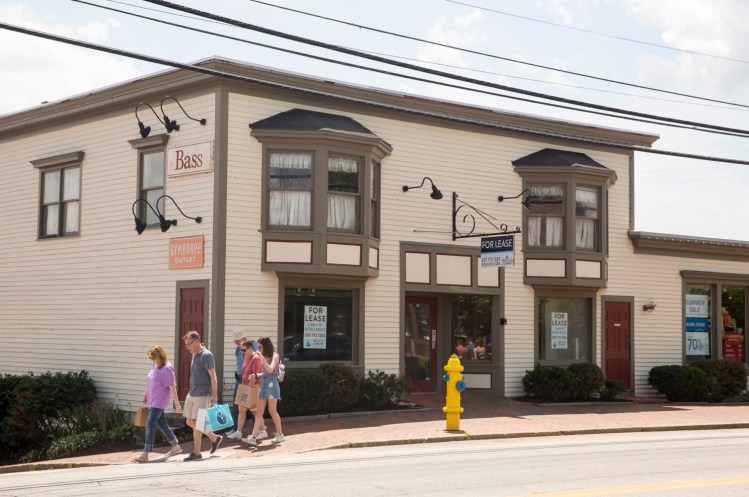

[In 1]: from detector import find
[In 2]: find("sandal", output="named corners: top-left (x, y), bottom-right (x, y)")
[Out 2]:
top-left (132, 454), bottom-right (148, 463)
top-left (165, 446), bottom-right (183, 458)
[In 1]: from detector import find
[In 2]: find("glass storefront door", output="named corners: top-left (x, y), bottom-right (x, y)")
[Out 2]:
top-left (404, 297), bottom-right (437, 392)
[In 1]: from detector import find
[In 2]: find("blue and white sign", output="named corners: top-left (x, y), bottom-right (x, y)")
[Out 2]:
top-left (480, 235), bottom-right (515, 268)
top-left (303, 305), bottom-right (327, 349)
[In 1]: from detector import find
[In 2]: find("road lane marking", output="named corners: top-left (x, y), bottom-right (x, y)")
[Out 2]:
top-left (506, 476), bottom-right (749, 497)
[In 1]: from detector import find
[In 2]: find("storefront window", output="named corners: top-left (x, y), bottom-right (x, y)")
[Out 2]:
top-left (451, 296), bottom-right (492, 360)
top-left (538, 297), bottom-right (591, 363)
top-left (721, 286), bottom-right (745, 362)
top-left (282, 288), bottom-right (354, 362)
top-left (685, 284), bottom-right (712, 362)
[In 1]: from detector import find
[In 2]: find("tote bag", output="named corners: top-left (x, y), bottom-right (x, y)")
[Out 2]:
top-left (196, 403), bottom-right (233, 434)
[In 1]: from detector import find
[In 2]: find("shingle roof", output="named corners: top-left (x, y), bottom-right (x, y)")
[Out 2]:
top-left (250, 108), bottom-right (375, 134)
top-left (512, 148), bottom-right (606, 168)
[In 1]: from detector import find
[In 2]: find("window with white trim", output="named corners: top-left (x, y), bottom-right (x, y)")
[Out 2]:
top-left (32, 152), bottom-right (84, 239)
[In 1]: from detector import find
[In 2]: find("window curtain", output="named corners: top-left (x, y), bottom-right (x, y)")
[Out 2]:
top-left (576, 220), bottom-right (595, 249)
top-left (528, 217), bottom-right (563, 247)
top-left (269, 153), bottom-right (312, 226)
top-left (327, 157), bottom-right (359, 231)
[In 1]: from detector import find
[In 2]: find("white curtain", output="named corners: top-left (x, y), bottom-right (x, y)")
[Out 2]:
top-left (576, 219), bottom-right (595, 249)
top-left (327, 157), bottom-right (359, 231)
top-left (269, 153), bottom-right (312, 227)
top-left (528, 216), bottom-right (563, 247)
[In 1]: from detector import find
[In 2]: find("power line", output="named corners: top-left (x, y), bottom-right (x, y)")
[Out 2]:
top-left (2, 21), bottom-right (749, 166)
top-left (89, 0), bottom-right (745, 113)
top-left (244, 0), bottom-right (749, 109)
top-left (142, 0), bottom-right (749, 137)
top-left (72, 0), bottom-right (748, 138)
top-left (446, 0), bottom-right (749, 65)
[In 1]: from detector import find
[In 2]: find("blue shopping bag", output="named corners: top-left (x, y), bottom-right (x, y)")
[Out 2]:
top-left (201, 403), bottom-right (232, 433)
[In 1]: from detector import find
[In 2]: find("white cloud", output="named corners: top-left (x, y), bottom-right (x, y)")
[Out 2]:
top-left (0, 3), bottom-right (142, 115)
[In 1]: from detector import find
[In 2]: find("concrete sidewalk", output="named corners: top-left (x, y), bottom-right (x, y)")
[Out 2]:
top-left (6, 393), bottom-right (749, 471)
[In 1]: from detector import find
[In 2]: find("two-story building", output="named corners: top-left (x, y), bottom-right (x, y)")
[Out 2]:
top-left (2, 57), bottom-right (748, 409)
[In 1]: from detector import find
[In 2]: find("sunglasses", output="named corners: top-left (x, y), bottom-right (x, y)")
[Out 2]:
top-left (241, 348), bottom-right (250, 352)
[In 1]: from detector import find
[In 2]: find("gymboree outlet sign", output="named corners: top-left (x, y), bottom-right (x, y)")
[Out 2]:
top-left (169, 236), bottom-right (204, 269)
top-left (167, 141), bottom-right (213, 177)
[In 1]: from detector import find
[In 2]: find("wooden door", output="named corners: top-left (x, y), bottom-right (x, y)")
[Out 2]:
top-left (177, 287), bottom-right (206, 400)
top-left (605, 301), bottom-right (631, 390)
top-left (404, 297), bottom-right (438, 392)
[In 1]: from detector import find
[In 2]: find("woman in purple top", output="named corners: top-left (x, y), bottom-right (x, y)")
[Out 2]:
top-left (133, 345), bottom-right (183, 463)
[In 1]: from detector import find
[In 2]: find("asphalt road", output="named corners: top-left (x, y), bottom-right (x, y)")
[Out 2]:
top-left (3, 429), bottom-right (749, 497)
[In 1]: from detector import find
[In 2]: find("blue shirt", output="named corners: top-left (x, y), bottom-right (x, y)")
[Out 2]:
top-left (189, 346), bottom-right (216, 396)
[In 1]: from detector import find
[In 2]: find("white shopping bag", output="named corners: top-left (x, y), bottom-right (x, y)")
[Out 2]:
top-left (195, 407), bottom-right (214, 434)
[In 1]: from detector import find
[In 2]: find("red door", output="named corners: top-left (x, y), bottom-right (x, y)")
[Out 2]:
top-left (178, 287), bottom-right (206, 400)
top-left (404, 297), bottom-right (438, 392)
top-left (605, 301), bottom-right (631, 390)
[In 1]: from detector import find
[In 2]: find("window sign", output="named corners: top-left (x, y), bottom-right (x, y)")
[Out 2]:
top-left (551, 312), bottom-right (568, 349)
top-left (303, 305), bottom-right (327, 349)
top-left (685, 294), bottom-right (709, 318)
top-left (686, 331), bottom-right (710, 356)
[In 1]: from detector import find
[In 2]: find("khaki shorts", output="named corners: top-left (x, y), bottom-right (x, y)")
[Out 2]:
top-left (183, 394), bottom-right (211, 420)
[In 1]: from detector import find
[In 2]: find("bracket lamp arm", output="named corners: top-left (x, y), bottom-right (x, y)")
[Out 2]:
top-left (155, 195), bottom-right (202, 233)
top-left (498, 188), bottom-right (533, 210)
top-left (131, 198), bottom-right (160, 235)
top-left (134, 103), bottom-right (165, 139)
top-left (160, 96), bottom-right (208, 134)
top-left (402, 176), bottom-right (443, 200)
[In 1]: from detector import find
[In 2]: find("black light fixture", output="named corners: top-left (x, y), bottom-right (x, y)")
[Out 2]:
top-left (498, 188), bottom-right (533, 211)
top-left (155, 195), bottom-right (202, 233)
top-left (402, 176), bottom-right (443, 200)
top-left (131, 199), bottom-right (160, 234)
top-left (160, 96), bottom-right (207, 134)
top-left (134, 103), bottom-right (165, 139)
top-left (132, 195), bottom-right (202, 235)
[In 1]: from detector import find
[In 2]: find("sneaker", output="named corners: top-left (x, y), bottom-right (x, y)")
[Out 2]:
top-left (210, 435), bottom-right (223, 454)
top-left (226, 430), bottom-right (243, 440)
top-left (184, 452), bottom-right (202, 461)
top-left (256, 429), bottom-right (268, 441)
top-left (241, 436), bottom-right (258, 446)
top-left (272, 433), bottom-right (285, 443)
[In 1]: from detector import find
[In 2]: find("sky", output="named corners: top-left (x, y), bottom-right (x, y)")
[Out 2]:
top-left (2, 0), bottom-right (749, 240)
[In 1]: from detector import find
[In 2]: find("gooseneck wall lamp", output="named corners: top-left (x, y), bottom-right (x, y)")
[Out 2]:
top-left (402, 176), bottom-right (443, 200)
top-left (402, 176), bottom-right (522, 240)
top-left (131, 195), bottom-right (202, 235)
top-left (498, 189), bottom-right (533, 210)
top-left (134, 103), bottom-right (165, 139)
top-left (160, 96), bottom-right (207, 134)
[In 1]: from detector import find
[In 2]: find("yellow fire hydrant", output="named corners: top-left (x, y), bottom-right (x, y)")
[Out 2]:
top-left (442, 353), bottom-right (465, 431)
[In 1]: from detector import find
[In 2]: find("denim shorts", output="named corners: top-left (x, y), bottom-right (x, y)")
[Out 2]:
top-left (258, 373), bottom-right (281, 400)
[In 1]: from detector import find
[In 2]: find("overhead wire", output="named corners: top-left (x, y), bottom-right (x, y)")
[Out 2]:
top-left (244, 0), bottom-right (749, 109)
top-left (446, 0), bottom-right (749, 66)
top-left (71, 0), bottom-right (748, 138)
top-left (141, 0), bottom-right (749, 136)
top-left (87, 0), bottom-right (745, 113)
top-left (2, 21), bottom-right (749, 166)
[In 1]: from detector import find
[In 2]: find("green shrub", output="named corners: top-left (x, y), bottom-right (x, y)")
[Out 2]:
top-left (648, 365), bottom-right (709, 402)
top-left (0, 371), bottom-right (97, 460)
top-left (0, 374), bottom-right (22, 423)
top-left (319, 363), bottom-right (359, 411)
top-left (599, 379), bottom-right (626, 401)
top-left (46, 431), bottom-right (103, 460)
top-left (277, 369), bottom-right (326, 417)
top-left (522, 364), bottom-right (571, 401)
top-left (692, 360), bottom-right (747, 402)
top-left (358, 370), bottom-right (410, 409)
top-left (567, 363), bottom-right (605, 400)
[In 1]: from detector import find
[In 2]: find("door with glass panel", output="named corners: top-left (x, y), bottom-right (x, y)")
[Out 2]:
top-left (405, 297), bottom-right (438, 392)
